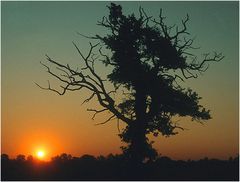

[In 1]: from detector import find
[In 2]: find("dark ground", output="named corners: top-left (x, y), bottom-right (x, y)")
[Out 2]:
top-left (1, 153), bottom-right (239, 181)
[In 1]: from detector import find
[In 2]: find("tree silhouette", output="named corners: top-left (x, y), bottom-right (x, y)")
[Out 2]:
top-left (37, 3), bottom-right (224, 162)
top-left (1, 154), bottom-right (9, 161)
top-left (16, 154), bottom-right (26, 162)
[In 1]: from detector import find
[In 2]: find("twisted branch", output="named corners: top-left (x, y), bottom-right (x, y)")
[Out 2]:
top-left (36, 42), bottom-right (132, 125)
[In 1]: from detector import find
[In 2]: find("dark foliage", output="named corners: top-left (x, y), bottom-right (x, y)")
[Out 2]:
top-left (1, 153), bottom-right (239, 181)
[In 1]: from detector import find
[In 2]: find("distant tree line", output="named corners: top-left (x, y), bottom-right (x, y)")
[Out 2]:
top-left (1, 153), bottom-right (239, 180)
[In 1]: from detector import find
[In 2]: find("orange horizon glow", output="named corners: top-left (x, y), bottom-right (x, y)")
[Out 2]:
top-left (1, 115), bottom-right (239, 161)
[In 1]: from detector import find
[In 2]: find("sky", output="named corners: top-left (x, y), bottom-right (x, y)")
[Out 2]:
top-left (1, 1), bottom-right (239, 161)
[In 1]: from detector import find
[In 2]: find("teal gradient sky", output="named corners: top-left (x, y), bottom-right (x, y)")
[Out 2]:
top-left (1, 1), bottom-right (239, 160)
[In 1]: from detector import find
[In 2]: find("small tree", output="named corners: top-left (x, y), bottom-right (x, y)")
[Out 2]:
top-left (37, 3), bottom-right (223, 162)
top-left (1, 154), bottom-right (9, 161)
top-left (16, 154), bottom-right (26, 162)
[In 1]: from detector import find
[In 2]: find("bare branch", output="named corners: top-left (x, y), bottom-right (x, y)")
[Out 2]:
top-left (117, 118), bottom-right (120, 133)
top-left (87, 108), bottom-right (108, 120)
top-left (39, 43), bottom-right (132, 126)
top-left (40, 61), bottom-right (70, 84)
top-left (99, 47), bottom-right (117, 66)
top-left (82, 92), bottom-right (96, 105)
top-left (170, 14), bottom-right (190, 40)
top-left (66, 86), bottom-right (83, 91)
top-left (152, 9), bottom-right (169, 38)
top-left (181, 68), bottom-right (197, 79)
top-left (161, 73), bottom-right (185, 82)
top-left (139, 7), bottom-right (152, 26)
top-left (76, 32), bottom-right (98, 39)
top-left (97, 16), bottom-right (118, 36)
top-left (35, 81), bottom-right (69, 96)
top-left (95, 115), bottom-right (116, 125)
top-left (188, 52), bottom-right (224, 72)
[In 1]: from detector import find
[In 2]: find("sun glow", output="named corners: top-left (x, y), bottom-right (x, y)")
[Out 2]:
top-left (36, 150), bottom-right (45, 159)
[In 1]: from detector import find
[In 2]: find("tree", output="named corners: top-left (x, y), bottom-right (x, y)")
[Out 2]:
top-left (37, 3), bottom-right (223, 163)
top-left (27, 155), bottom-right (34, 162)
top-left (16, 154), bottom-right (26, 162)
top-left (1, 154), bottom-right (9, 161)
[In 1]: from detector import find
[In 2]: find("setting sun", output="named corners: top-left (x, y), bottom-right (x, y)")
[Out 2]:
top-left (37, 150), bottom-right (45, 159)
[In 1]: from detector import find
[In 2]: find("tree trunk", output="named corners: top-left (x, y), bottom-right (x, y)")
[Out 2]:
top-left (129, 84), bottom-right (148, 162)
top-left (121, 84), bottom-right (157, 163)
